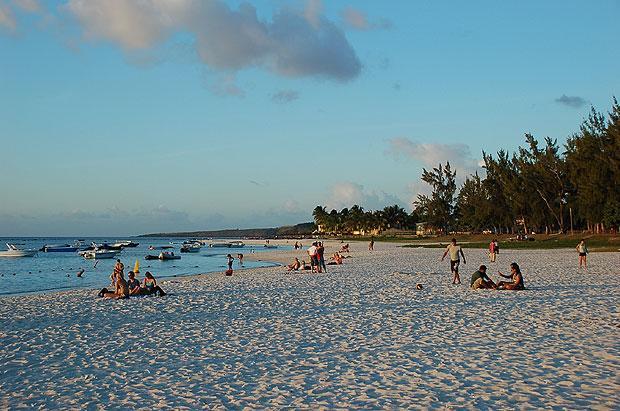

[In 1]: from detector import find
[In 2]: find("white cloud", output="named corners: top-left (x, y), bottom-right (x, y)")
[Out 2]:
top-left (341, 7), bottom-right (391, 31)
top-left (61, 0), bottom-right (361, 82)
top-left (324, 182), bottom-right (404, 211)
top-left (386, 138), bottom-right (482, 177)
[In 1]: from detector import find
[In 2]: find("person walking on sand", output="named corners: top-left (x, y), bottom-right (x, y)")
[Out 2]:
top-left (369, 237), bottom-right (374, 251)
top-left (489, 239), bottom-right (497, 263)
top-left (576, 239), bottom-right (588, 269)
top-left (441, 238), bottom-right (466, 284)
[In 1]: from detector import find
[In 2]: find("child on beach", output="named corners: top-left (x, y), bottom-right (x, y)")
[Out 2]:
top-left (497, 262), bottom-right (525, 290)
top-left (237, 253), bottom-right (244, 266)
top-left (576, 239), bottom-right (588, 269)
top-left (441, 238), bottom-right (466, 284)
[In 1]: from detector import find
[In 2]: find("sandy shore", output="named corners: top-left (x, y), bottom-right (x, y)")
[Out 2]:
top-left (1, 241), bottom-right (618, 409)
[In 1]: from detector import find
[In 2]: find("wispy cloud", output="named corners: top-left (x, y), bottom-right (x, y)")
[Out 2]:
top-left (0, 3), bottom-right (16, 31)
top-left (555, 94), bottom-right (587, 108)
top-left (341, 7), bottom-right (392, 31)
top-left (271, 89), bottom-right (300, 104)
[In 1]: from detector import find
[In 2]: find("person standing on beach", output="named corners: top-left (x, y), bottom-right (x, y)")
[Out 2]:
top-left (307, 242), bottom-right (319, 273)
top-left (369, 237), bottom-right (374, 251)
top-left (113, 259), bottom-right (124, 283)
top-left (576, 239), bottom-right (588, 269)
top-left (489, 239), bottom-right (497, 263)
top-left (237, 253), bottom-right (244, 266)
top-left (441, 238), bottom-right (466, 284)
top-left (227, 254), bottom-right (234, 271)
top-left (317, 242), bottom-right (326, 273)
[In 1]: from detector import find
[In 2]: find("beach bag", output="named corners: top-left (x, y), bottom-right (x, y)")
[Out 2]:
top-left (225, 269), bottom-right (233, 276)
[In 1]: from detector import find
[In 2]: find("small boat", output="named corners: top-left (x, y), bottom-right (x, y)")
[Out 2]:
top-left (264, 244), bottom-right (278, 249)
top-left (229, 241), bottom-right (245, 248)
top-left (41, 244), bottom-right (79, 252)
top-left (145, 254), bottom-right (160, 260)
top-left (159, 251), bottom-right (181, 260)
top-left (209, 242), bottom-right (232, 248)
top-left (113, 240), bottom-right (139, 248)
top-left (149, 245), bottom-right (175, 250)
top-left (180, 244), bottom-right (201, 253)
top-left (82, 249), bottom-right (119, 259)
top-left (0, 243), bottom-right (38, 258)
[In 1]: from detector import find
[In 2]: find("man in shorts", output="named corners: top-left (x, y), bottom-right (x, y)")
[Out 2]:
top-left (470, 265), bottom-right (496, 289)
top-left (441, 238), bottom-right (466, 284)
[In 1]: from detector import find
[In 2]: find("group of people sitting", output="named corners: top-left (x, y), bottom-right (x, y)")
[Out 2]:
top-left (470, 262), bottom-right (525, 290)
top-left (97, 259), bottom-right (166, 299)
top-left (286, 240), bottom-right (351, 272)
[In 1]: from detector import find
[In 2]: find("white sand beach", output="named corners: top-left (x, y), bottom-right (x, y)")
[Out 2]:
top-left (1, 241), bottom-right (618, 409)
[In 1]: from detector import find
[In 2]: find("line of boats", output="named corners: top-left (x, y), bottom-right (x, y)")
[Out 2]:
top-left (0, 239), bottom-right (260, 259)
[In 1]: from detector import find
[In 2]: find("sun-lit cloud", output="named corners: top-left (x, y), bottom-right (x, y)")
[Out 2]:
top-left (386, 138), bottom-right (482, 175)
top-left (555, 94), bottom-right (587, 108)
top-left (341, 7), bottom-right (392, 31)
top-left (60, 0), bottom-right (361, 82)
top-left (324, 182), bottom-right (404, 211)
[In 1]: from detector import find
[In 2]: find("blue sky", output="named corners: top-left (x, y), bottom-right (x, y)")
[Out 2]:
top-left (1, 0), bottom-right (618, 236)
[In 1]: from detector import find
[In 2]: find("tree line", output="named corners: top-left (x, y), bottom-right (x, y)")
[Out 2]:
top-left (313, 98), bottom-right (620, 235)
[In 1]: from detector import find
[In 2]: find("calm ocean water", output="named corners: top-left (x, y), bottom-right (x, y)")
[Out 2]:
top-left (0, 238), bottom-right (283, 296)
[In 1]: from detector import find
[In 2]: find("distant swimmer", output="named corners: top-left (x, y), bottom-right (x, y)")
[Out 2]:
top-left (77, 268), bottom-right (84, 278)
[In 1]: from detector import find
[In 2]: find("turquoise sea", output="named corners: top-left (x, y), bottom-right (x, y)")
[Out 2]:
top-left (0, 238), bottom-right (282, 296)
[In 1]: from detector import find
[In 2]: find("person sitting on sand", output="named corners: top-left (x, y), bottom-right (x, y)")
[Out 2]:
top-left (98, 271), bottom-right (129, 299)
top-left (327, 252), bottom-right (343, 265)
top-left (127, 271), bottom-right (142, 296)
top-left (300, 260), bottom-right (311, 270)
top-left (142, 271), bottom-right (166, 296)
top-left (340, 243), bottom-right (350, 253)
top-left (286, 257), bottom-right (301, 271)
top-left (470, 265), bottom-right (497, 289)
top-left (497, 262), bottom-right (525, 290)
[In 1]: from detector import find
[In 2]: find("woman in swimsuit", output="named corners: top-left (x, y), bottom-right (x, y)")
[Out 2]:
top-left (98, 271), bottom-right (129, 299)
top-left (142, 271), bottom-right (166, 296)
top-left (497, 262), bottom-right (525, 290)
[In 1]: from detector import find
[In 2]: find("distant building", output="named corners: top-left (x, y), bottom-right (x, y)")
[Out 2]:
top-left (416, 222), bottom-right (437, 236)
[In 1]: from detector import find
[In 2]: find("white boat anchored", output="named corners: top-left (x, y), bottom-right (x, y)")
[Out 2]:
top-left (81, 249), bottom-right (120, 259)
top-left (0, 243), bottom-right (38, 258)
top-left (180, 243), bottom-right (202, 253)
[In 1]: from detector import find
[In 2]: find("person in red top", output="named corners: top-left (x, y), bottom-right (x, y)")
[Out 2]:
top-left (489, 239), bottom-right (497, 262)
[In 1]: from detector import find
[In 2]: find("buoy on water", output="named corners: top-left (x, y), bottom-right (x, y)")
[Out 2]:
top-left (133, 259), bottom-right (140, 274)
